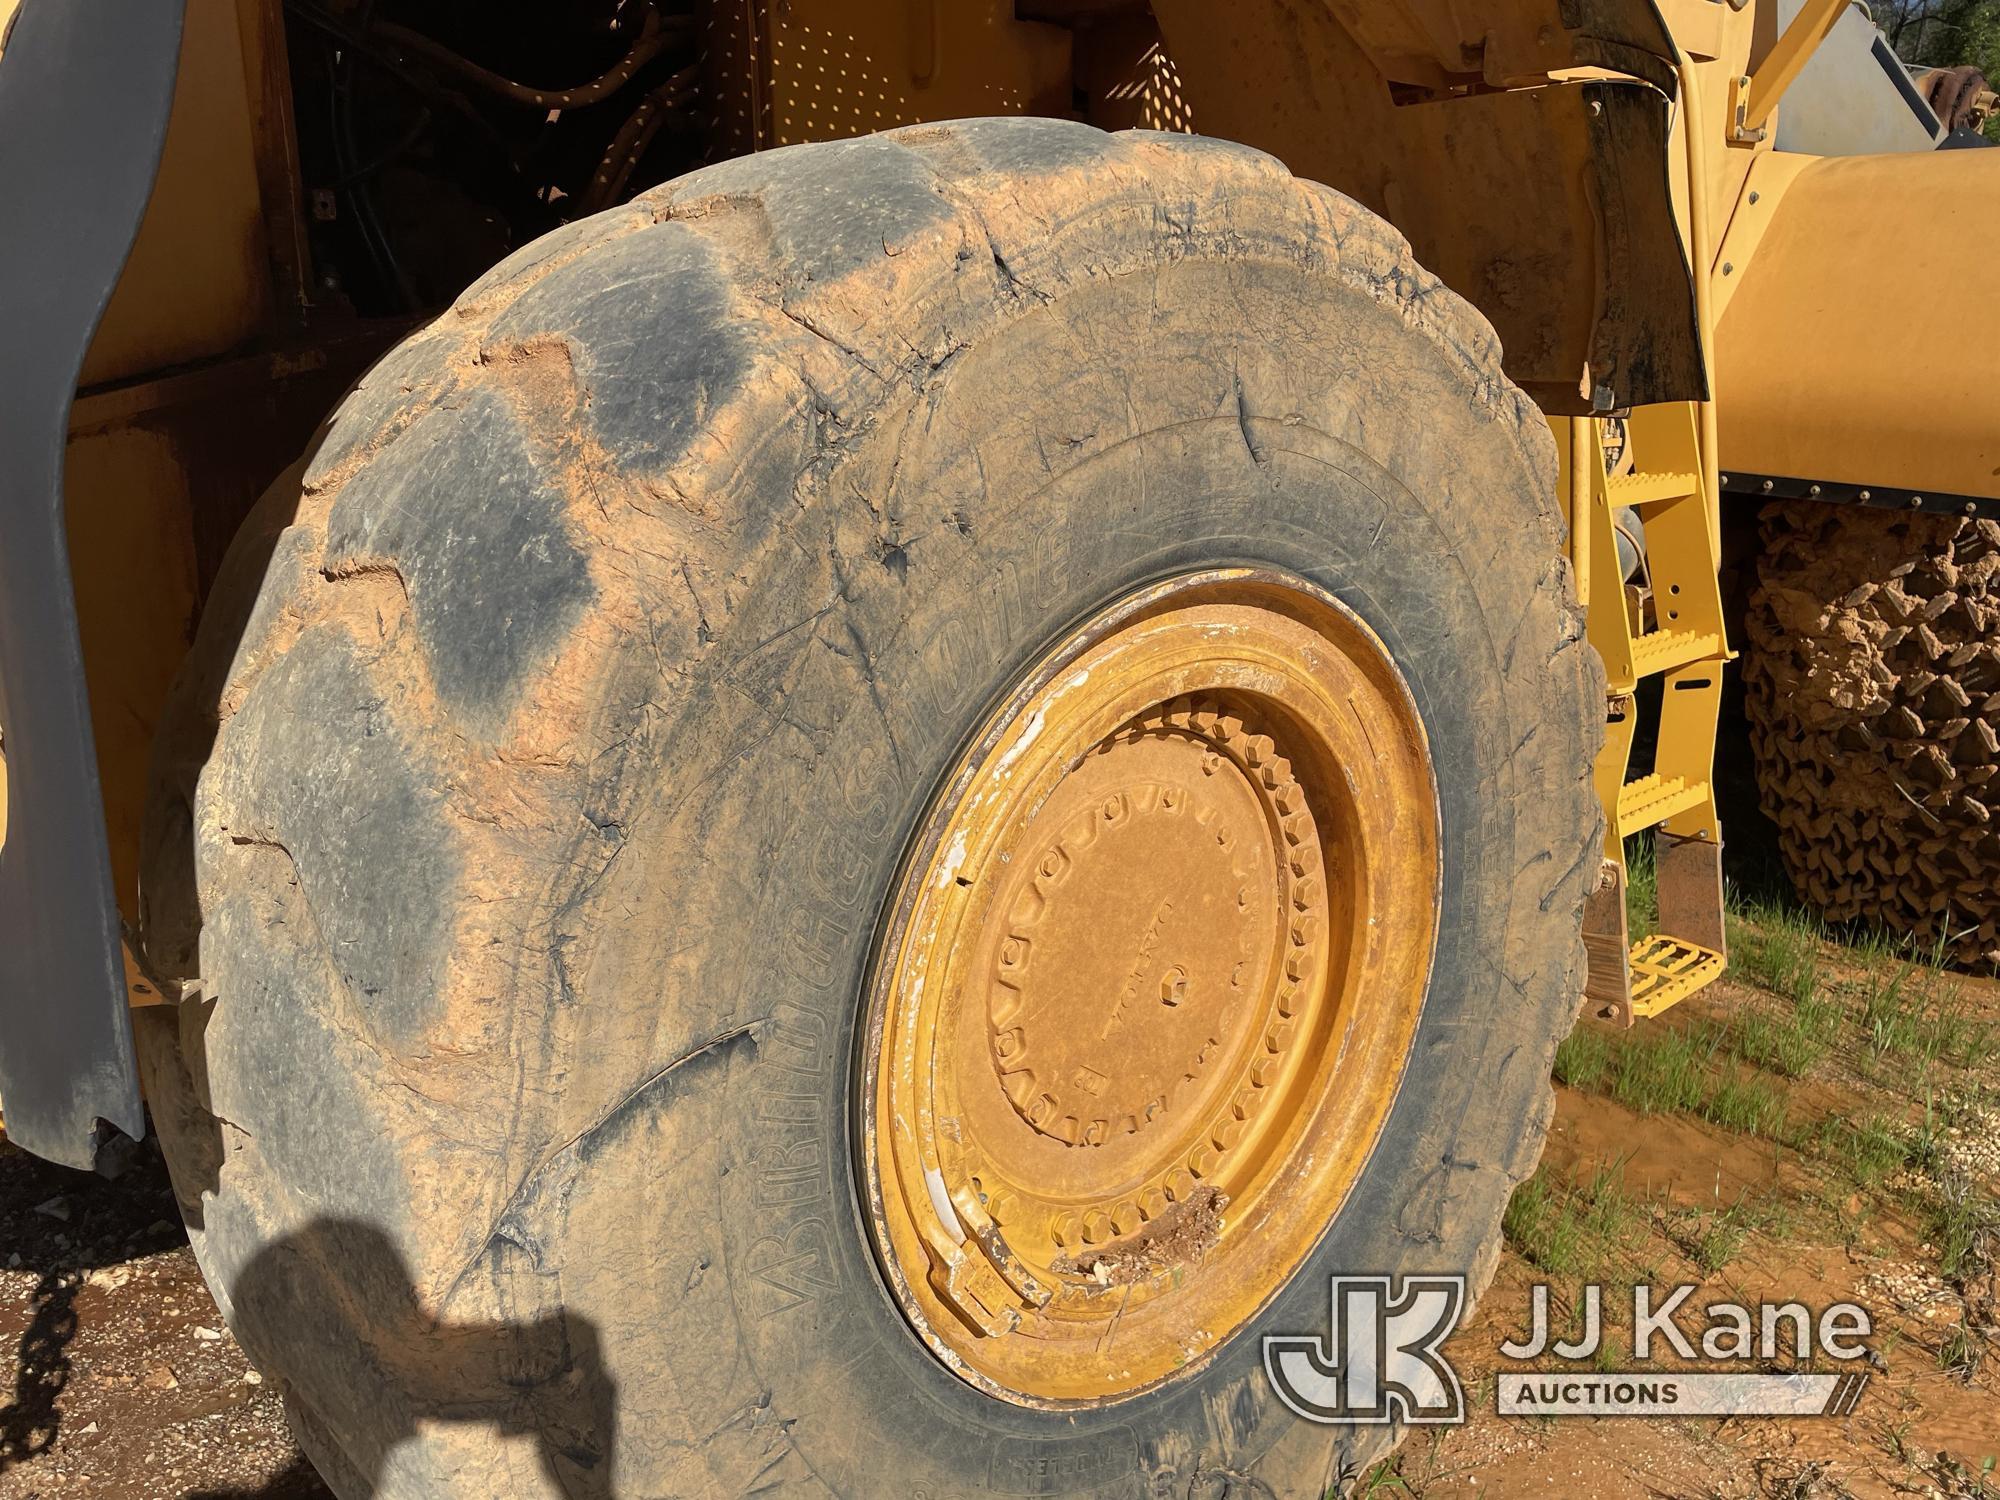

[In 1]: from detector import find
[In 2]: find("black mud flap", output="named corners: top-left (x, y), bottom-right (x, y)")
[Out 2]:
top-left (0, 0), bottom-right (186, 1167)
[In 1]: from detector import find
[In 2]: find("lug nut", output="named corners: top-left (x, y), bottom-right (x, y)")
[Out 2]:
top-left (1082, 1211), bottom-right (1114, 1245)
top-left (1111, 1201), bottom-right (1143, 1236)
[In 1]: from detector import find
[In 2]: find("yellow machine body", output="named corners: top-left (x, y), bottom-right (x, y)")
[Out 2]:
top-left (5, 0), bottom-right (1992, 1047)
top-left (1715, 147), bottom-right (2000, 504)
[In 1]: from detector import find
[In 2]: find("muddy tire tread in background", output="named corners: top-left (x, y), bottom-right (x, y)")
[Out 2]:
top-left (1745, 503), bottom-right (2000, 967)
top-left (136, 119), bottom-right (1601, 1497)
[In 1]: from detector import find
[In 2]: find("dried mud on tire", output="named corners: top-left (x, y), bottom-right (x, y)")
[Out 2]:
top-left (136, 120), bottom-right (1601, 1497)
top-left (1745, 503), bottom-right (2000, 966)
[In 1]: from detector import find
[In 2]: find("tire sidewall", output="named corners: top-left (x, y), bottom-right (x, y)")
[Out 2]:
top-left (676, 412), bottom-right (1559, 1495)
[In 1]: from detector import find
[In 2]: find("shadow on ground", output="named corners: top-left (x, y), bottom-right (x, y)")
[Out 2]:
top-left (2, 1130), bottom-right (620, 1497)
top-left (0, 1128), bottom-right (185, 1479)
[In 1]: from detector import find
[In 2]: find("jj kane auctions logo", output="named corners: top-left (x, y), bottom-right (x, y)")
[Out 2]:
top-left (1266, 1276), bottom-right (1875, 1423)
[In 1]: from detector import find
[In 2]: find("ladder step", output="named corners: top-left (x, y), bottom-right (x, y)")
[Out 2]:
top-left (1627, 934), bottom-right (1726, 1018)
top-left (1616, 773), bottom-right (1710, 834)
top-left (1629, 628), bottom-right (1723, 678)
top-left (1607, 470), bottom-right (1700, 507)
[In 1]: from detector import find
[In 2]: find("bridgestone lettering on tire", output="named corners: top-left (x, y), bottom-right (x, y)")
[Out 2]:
top-left (138, 120), bottom-right (1602, 1497)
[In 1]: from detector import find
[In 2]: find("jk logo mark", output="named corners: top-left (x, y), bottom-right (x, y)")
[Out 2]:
top-left (1264, 1275), bottom-right (1467, 1425)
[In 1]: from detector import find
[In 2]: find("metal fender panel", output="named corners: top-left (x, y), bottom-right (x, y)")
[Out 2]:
top-left (1715, 148), bottom-right (2000, 503)
top-left (1153, 0), bottom-right (1704, 414)
top-left (0, 0), bottom-right (186, 1166)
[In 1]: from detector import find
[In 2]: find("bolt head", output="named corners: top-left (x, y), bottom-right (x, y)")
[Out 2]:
top-left (1082, 1211), bottom-right (1114, 1245)
top-left (1111, 1201), bottom-right (1143, 1237)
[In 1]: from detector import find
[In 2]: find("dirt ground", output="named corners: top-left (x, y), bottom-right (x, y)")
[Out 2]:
top-left (0, 1133), bottom-right (328, 1500)
top-left (1399, 944), bottom-right (2000, 1500)
top-left (2, 919), bottom-right (1997, 1498)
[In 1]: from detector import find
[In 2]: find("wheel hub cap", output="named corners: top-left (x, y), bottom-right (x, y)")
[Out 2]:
top-left (862, 571), bottom-right (1440, 1405)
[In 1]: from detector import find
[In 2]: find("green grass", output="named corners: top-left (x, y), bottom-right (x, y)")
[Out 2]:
top-left (1605, 1019), bottom-right (1729, 1116)
top-left (1734, 994), bottom-right (1842, 1078)
top-left (1553, 1025), bottom-right (1612, 1092)
top-left (1939, 1320), bottom-right (1984, 1382)
top-left (1729, 898), bottom-right (1824, 1007)
top-left (1859, 957), bottom-right (1996, 1070)
top-left (1807, 1112), bottom-right (1911, 1189)
top-left (1917, 1452), bottom-right (2000, 1500)
top-left (1909, 1091), bottom-right (1953, 1177)
top-left (1722, 899), bottom-right (1996, 1083)
top-left (1503, 1159), bottom-right (1638, 1279)
top-left (1606, 1022), bottom-right (1789, 1136)
top-left (1349, 1459), bottom-right (1415, 1499)
top-left (1624, 834), bottom-right (1657, 939)
top-left (1553, 1019), bottom-right (1789, 1137)
top-left (1665, 1194), bottom-right (1767, 1275)
top-left (1718, 897), bottom-right (1842, 1077)
top-left (1931, 1171), bottom-right (1999, 1286)
top-left (1703, 1069), bottom-right (1789, 1135)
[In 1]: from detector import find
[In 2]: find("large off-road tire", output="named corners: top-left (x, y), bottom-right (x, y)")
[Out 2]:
top-left (1744, 502), bottom-right (2000, 966)
top-left (136, 120), bottom-right (1600, 1497)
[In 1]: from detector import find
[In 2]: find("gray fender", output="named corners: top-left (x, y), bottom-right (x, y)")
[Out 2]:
top-left (0, 0), bottom-right (186, 1167)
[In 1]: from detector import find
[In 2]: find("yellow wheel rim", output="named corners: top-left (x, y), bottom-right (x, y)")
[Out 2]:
top-left (861, 570), bottom-right (1440, 1405)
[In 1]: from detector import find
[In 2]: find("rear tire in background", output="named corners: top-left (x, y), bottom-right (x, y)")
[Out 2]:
top-left (135, 121), bottom-right (1601, 1497)
top-left (1744, 502), bottom-right (2000, 967)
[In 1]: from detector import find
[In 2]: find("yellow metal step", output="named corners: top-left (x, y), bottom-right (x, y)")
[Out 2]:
top-left (1627, 934), bottom-right (1726, 1018)
top-left (1629, 628), bottom-right (1723, 678)
top-left (1607, 470), bottom-right (1700, 507)
top-left (1616, 773), bottom-right (1710, 834)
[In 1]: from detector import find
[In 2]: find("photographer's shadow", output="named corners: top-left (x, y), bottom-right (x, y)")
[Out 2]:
top-left (196, 1217), bottom-right (616, 1499)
